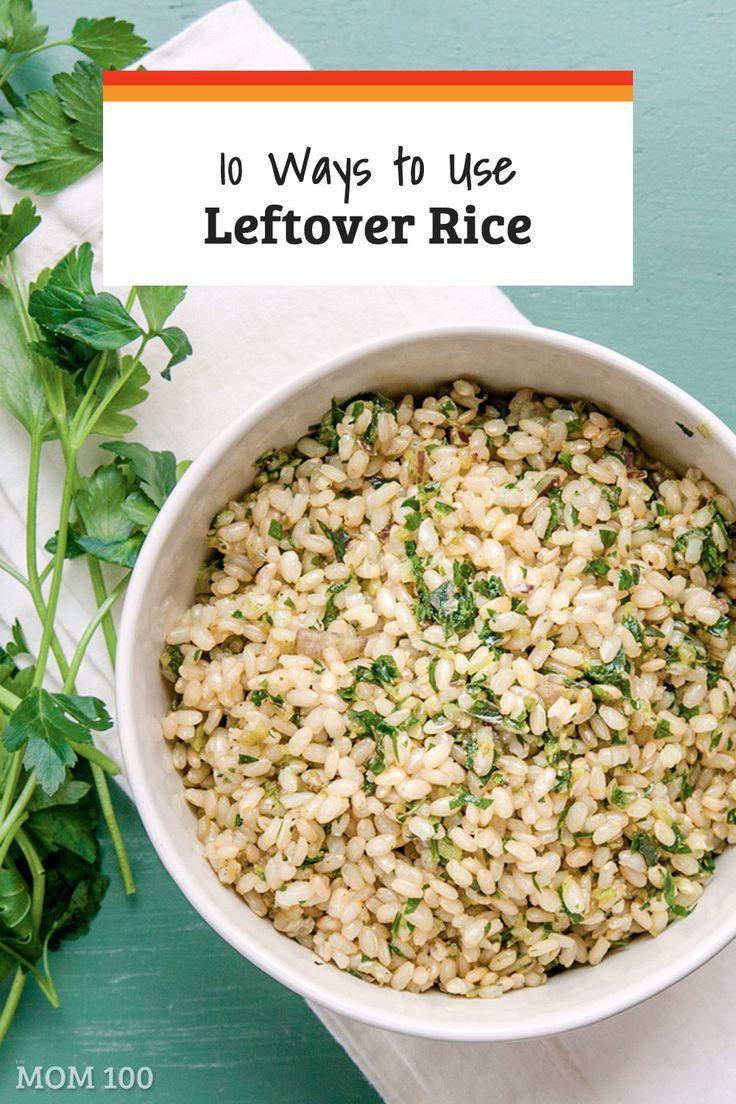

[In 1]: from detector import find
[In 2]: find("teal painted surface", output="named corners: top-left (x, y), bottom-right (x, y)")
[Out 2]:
top-left (5, 1), bottom-right (734, 1100)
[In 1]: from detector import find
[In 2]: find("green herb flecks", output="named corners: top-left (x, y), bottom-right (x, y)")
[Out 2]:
top-left (323, 578), bottom-right (352, 627)
top-left (474, 575), bottom-right (505, 600)
top-left (630, 831), bottom-right (658, 867)
top-left (583, 557), bottom-right (610, 578)
top-left (418, 560), bottom-right (478, 639)
top-left (583, 647), bottom-right (639, 709)
top-left (353, 655), bottom-right (400, 688)
top-left (317, 520), bottom-right (348, 562)
top-left (663, 870), bottom-right (694, 917)
top-left (672, 509), bottom-right (731, 583)
top-left (463, 693), bottom-right (528, 735)
top-left (448, 788), bottom-right (492, 812)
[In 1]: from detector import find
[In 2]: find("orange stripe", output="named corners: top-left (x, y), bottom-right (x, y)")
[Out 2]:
top-left (103, 69), bottom-right (633, 87)
top-left (104, 84), bottom-right (632, 103)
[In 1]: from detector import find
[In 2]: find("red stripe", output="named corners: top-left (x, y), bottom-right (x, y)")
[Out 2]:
top-left (103, 69), bottom-right (633, 87)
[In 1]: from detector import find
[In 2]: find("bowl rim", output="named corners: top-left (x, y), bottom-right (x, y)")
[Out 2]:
top-left (116, 322), bottom-right (736, 1040)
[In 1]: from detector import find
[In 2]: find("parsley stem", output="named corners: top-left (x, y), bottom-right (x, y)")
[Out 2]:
top-left (61, 549), bottom-right (132, 894)
top-left (24, 433), bottom-right (71, 683)
top-left (0, 40), bottom-right (72, 90)
top-left (0, 558), bottom-right (29, 591)
top-left (15, 828), bottom-right (44, 932)
top-left (0, 752), bottom-right (21, 826)
top-left (79, 561), bottom-right (132, 892)
top-left (4, 252), bottom-right (34, 343)
top-left (32, 448), bottom-right (77, 689)
top-left (69, 351), bottom-right (109, 446)
top-left (25, 432), bottom-right (42, 591)
top-left (90, 765), bottom-right (135, 895)
top-left (0, 814), bottom-right (26, 868)
top-left (64, 574), bottom-right (128, 690)
top-left (0, 78), bottom-right (22, 110)
top-left (0, 774), bottom-right (36, 848)
top-left (87, 559), bottom-right (119, 665)
top-left (0, 968), bottom-right (26, 1047)
top-left (76, 561), bottom-right (132, 891)
top-left (77, 333), bottom-right (150, 441)
top-left (2, 252), bottom-right (67, 440)
top-left (70, 743), bottom-right (120, 776)
top-left (0, 727), bottom-right (36, 862)
top-left (0, 940), bottom-right (59, 1008)
top-left (0, 683), bottom-right (19, 714)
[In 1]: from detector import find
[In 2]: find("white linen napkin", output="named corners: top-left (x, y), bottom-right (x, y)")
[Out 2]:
top-left (1, 5), bottom-right (732, 1103)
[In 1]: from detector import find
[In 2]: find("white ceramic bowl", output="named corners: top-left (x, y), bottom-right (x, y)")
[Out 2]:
top-left (117, 324), bottom-right (736, 1041)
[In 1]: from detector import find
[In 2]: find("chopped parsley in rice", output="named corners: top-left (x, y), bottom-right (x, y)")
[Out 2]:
top-left (160, 381), bottom-right (736, 998)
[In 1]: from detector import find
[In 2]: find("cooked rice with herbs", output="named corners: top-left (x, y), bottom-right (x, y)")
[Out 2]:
top-left (160, 381), bottom-right (736, 998)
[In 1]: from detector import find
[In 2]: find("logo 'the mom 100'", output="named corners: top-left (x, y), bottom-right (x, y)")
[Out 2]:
top-left (16, 1064), bottom-right (154, 1090)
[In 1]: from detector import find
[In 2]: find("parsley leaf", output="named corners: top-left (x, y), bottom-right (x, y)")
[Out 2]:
top-left (0, 284), bottom-right (55, 440)
top-left (29, 244), bottom-right (140, 351)
top-left (0, 196), bottom-right (40, 261)
top-left (3, 689), bottom-right (111, 795)
top-left (673, 520), bottom-right (727, 582)
top-left (0, 87), bottom-right (99, 194)
top-left (99, 440), bottom-right (176, 508)
top-left (0, 0), bottom-right (47, 56)
top-left (0, 9), bottom-right (146, 194)
top-left (660, 824), bottom-right (691, 855)
top-left (53, 61), bottom-right (102, 154)
top-left (706, 615), bottom-right (730, 637)
top-left (318, 520), bottom-right (348, 562)
top-left (55, 292), bottom-right (142, 350)
top-left (135, 287), bottom-right (192, 377)
top-left (86, 357), bottom-right (150, 438)
top-left (617, 569), bottom-right (640, 596)
top-left (72, 464), bottom-right (142, 567)
top-left (464, 693), bottom-right (528, 733)
top-left (47, 442), bottom-right (179, 568)
top-left (474, 575), bottom-right (505, 600)
top-left (630, 831), bottom-right (658, 867)
top-left (420, 561), bottom-right (478, 638)
top-left (69, 16), bottom-right (147, 69)
top-left (584, 647), bottom-right (638, 707)
top-left (323, 579), bottom-right (351, 627)
top-left (136, 286), bottom-right (187, 334)
top-left (610, 784), bottom-right (634, 809)
top-left (584, 557), bottom-right (610, 578)
top-left (654, 718), bottom-right (672, 739)
top-left (663, 870), bottom-right (693, 917)
top-left (355, 655), bottom-right (400, 687)
top-left (543, 499), bottom-right (560, 542)
top-left (622, 613), bottom-right (643, 643)
top-left (157, 326), bottom-right (193, 380)
top-left (449, 788), bottom-right (492, 811)
top-left (428, 657), bottom-right (439, 693)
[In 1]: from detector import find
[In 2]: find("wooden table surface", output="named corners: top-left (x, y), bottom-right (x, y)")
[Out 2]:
top-left (2, 1), bottom-right (733, 1100)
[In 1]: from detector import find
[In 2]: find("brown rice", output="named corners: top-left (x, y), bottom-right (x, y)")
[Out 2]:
top-left (160, 381), bottom-right (736, 997)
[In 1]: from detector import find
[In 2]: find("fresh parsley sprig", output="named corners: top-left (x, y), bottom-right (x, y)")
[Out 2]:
top-left (0, 191), bottom-right (191, 1043)
top-left (0, 3), bottom-right (146, 192)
